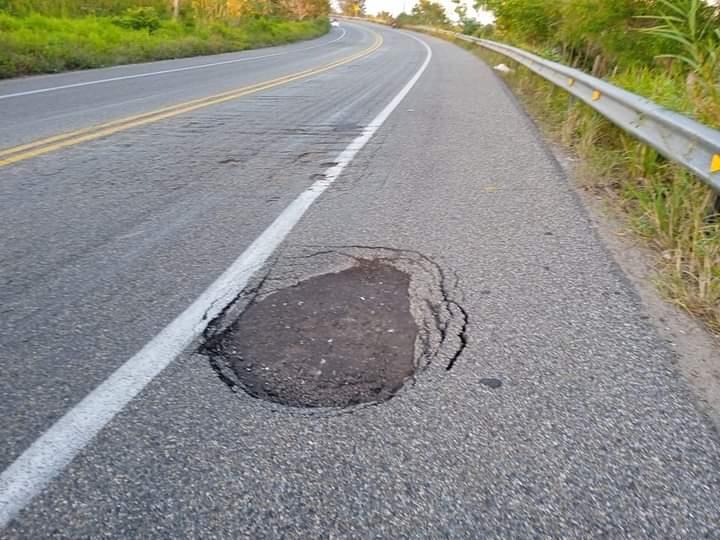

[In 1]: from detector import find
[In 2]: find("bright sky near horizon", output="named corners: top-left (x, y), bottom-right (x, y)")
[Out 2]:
top-left (364, 0), bottom-right (494, 23)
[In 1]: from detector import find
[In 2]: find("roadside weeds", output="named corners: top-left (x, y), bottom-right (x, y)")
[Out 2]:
top-left (0, 13), bottom-right (330, 79)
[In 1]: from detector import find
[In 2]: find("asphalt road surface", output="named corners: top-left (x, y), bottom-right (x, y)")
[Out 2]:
top-left (2, 21), bottom-right (720, 537)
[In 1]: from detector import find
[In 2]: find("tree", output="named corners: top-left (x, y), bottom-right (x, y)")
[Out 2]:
top-left (396, 11), bottom-right (412, 24)
top-left (475, 0), bottom-right (672, 69)
top-left (190, 0), bottom-right (328, 19)
top-left (556, 0), bottom-right (644, 68)
top-left (338, 0), bottom-right (365, 16)
top-left (452, 0), bottom-right (481, 34)
top-left (411, 0), bottom-right (448, 26)
top-left (452, 0), bottom-right (467, 21)
top-left (278, 0), bottom-right (329, 19)
top-left (475, 0), bottom-right (559, 44)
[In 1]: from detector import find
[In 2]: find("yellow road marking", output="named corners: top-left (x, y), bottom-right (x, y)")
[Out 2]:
top-left (0, 32), bottom-right (383, 167)
top-left (0, 74), bottom-right (322, 159)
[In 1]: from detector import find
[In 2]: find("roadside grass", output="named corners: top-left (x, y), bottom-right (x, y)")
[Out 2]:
top-left (450, 37), bottom-right (720, 334)
top-left (0, 0), bottom-right (171, 17)
top-left (0, 13), bottom-right (329, 78)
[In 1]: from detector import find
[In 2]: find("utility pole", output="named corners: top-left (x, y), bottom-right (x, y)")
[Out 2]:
top-left (172, 0), bottom-right (180, 20)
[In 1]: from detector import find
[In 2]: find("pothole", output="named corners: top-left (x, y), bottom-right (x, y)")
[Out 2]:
top-left (201, 246), bottom-right (467, 412)
top-left (209, 260), bottom-right (416, 408)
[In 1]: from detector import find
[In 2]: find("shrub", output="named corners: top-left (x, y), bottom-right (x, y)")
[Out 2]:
top-left (112, 7), bottom-right (161, 33)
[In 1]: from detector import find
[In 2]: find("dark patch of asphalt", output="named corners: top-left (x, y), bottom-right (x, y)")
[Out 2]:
top-left (205, 260), bottom-right (418, 408)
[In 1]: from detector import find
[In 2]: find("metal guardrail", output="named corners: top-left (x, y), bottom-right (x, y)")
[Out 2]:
top-left (340, 16), bottom-right (720, 192)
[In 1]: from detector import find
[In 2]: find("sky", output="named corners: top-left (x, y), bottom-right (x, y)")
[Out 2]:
top-left (363, 0), bottom-right (495, 23)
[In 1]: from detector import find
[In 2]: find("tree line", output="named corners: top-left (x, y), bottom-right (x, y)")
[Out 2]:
top-left (475, 0), bottom-right (719, 74)
top-left (0, 0), bottom-right (331, 20)
top-left (189, 0), bottom-right (329, 19)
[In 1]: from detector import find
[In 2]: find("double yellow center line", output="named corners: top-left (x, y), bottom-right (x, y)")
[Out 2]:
top-left (0, 31), bottom-right (383, 168)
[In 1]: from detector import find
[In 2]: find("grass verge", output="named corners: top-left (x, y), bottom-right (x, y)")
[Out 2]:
top-left (0, 13), bottom-right (329, 79)
top-left (444, 35), bottom-right (720, 334)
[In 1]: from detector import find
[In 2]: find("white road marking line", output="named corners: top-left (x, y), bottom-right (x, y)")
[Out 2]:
top-left (0, 28), bottom-right (347, 101)
top-left (0, 31), bottom-right (431, 529)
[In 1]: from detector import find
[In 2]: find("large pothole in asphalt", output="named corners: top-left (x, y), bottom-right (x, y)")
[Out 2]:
top-left (215, 261), bottom-right (416, 408)
top-left (202, 246), bottom-right (467, 411)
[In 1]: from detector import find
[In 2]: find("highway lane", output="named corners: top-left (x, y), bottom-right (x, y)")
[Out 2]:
top-left (0, 20), bottom-right (405, 472)
top-left (2, 21), bottom-right (720, 536)
top-left (0, 23), bottom-right (362, 148)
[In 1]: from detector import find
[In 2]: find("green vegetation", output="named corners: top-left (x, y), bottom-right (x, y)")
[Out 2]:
top-left (461, 0), bottom-right (720, 332)
top-left (396, 0), bottom-right (450, 27)
top-left (338, 0), bottom-right (365, 17)
top-left (0, 0), bottom-right (171, 16)
top-left (0, 1), bottom-right (330, 79)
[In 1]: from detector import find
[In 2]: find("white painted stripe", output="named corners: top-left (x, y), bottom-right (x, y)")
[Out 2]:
top-left (0, 31), bottom-right (431, 528)
top-left (0, 28), bottom-right (347, 101)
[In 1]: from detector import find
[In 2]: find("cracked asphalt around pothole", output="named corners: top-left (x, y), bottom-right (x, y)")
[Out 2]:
top-left (2, 21), bottom-right (720, 537)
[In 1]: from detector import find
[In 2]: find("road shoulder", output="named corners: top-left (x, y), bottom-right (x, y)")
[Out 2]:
top-left (564, 148), bottom-right (720, 432)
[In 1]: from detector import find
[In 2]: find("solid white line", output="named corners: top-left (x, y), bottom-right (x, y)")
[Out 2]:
top-left (0, 28), bottom-right (347, 101)
top-left (0, 31), bottom-right (431, 528)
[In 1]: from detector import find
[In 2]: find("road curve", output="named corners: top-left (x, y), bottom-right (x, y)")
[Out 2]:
top-left (1, 21), bottom-right (720, 536)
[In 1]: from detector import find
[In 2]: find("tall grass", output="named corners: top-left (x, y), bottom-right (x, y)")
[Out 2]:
top-left (640, 0), bottom-right (720, 130)
top-left (0, 13), bottom-right (329, 78)
top-left (0, 0), bottom-right (171, 16)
